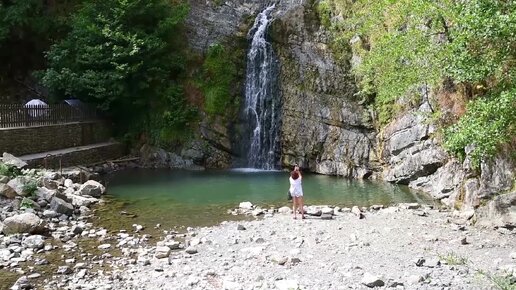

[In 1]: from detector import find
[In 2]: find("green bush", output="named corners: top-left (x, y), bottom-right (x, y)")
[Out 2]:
top-left (22, 180), bottom-right (38, 197)
top-left (0, 163), bottom-right (21, 178)
top-left (444, 89), bottom-right (516, 168)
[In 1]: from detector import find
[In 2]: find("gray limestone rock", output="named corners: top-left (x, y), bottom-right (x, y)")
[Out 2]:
top-left (2, 153), bottom-right (27, 168)
top-left (50, 197), bottom-right (74, 216)
top-left (0, 183), bottom-right (17, 198)
top-left (78, 180), bottom-right (105, 197)
top-left (2, 213), bottom-right (43, 235)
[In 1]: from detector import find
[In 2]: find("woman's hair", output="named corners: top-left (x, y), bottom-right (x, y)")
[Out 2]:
top-left (291, 170), bottom-right (299, 180)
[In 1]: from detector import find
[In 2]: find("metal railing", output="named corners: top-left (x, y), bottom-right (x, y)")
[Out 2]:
top-left (0, 104), bottom-right (98, 128)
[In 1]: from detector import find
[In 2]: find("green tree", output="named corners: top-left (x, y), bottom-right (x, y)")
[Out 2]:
top-left (0, 0), bottom-right (78, 85)
top-left (41, 0), bottom-right (195, 143)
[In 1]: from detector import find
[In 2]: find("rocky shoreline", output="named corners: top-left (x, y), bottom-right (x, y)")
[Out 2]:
top-left (1, 153), bottom-right (515, 290)
top-left (36, 203), bottom-right (516, 290)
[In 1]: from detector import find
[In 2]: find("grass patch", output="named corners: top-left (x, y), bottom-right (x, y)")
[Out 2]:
top-left (477, 269), bottom-right (516, 290)
top-left (438, 252), bottom-right (469, 266)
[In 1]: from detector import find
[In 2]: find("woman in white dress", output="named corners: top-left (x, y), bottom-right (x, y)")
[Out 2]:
top-left (289, 165), bottom-right (305, 219)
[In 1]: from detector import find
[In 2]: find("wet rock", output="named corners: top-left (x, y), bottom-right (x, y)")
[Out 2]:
top-left (361, 273), bottom-right (385, 288)
top-left (50, 197), bottom-right (74, 216)
top-left (2, 213), bottom-right (43, 235)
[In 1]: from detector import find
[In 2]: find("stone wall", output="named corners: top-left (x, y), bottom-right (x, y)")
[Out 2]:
top-left (25, 142), bottom-right (124, 169)
top-left (0, 121), bottom-right (112, 156)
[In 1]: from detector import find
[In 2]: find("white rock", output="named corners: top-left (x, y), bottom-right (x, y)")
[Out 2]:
top-left (278, 206), bottom-right (291, 214)
top-left (98, 244), bottom-right (111, 250)
top-left (22, 235), bottom-right (45, 249)
top-left (185, 246), bottom-right (198, 254)
top-left (239, 201), bottom-right (253, 210)
top-left (407, 275), bottom-right (424, 285)
top-left (275, 280), bottom-right (298, 290)
top-left (321, 207), bottom-right (333, 215)
top-left (252, 208), bottom-right (264, 216)
top-left (154, 246), bottom-right (171, 259)
top-left (64, 179), bottom-right (74, 188)
top-left (361, 273), bottom-right (385, 287)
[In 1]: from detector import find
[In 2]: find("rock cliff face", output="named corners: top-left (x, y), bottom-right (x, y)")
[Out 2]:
top-left (270, 5), bottom-right (377, 178)
top-left (183, 0), bottom-right (514, 221)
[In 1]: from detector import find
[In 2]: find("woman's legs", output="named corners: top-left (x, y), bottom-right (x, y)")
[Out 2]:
top-left (292, 196), bottom-right (297, 219)
top-left (299, 196), bottom-right (305, 218)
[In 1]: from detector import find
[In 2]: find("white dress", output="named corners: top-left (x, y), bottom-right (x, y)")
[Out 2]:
top-left (289, 176), bottom-right (303, 197)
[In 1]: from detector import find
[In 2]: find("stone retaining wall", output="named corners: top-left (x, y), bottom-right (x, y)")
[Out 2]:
top-left (25, 143), bottom-right (124, 169)
top-left (0, 121), bottom-right (112, 156)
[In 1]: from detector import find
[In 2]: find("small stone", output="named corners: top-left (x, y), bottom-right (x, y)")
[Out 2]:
top-left (278, 206), bottom-right (291, 214)
top-left (290, 257), bottom-right (301, 265)
top-left (425, 257), bottom-right (441, 268)
top-left (271, 254), bottom-right (288, 265)
top-left (275, 280), bottom-right (298, 290)
top-left (510, 252), bottom-right (516, 260)
top-left (361, 273), bottom-right (385, 288)
top-left (98, 244), bottom-right (111, 250)
top-left (22, 235), bottom-right (45, 250)
top-left (155, 246), bottom-right (171, 259)
top-left (415, 257), bottom-right (425, 267)
top-left (56, 266), bottom-right (72, 275)
top-left (185, 246), bottom-right (198, 254)
top-left (321, 213), bottom-right (333, 220)
top-left (407, 275), bottom-right (424, 285)
top-left (27, 273), bottom-right (41, 279)
top-left (237, 224), bottom-right (246, 231)
top-left (460, 237), bottom-right (468, 245)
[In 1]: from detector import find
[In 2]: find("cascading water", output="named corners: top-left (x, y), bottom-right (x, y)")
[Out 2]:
top-left (243, 4), bottom-right (281, 170)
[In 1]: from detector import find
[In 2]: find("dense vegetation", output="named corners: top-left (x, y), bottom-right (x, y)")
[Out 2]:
top-left (320, 0), bottom-right (515, 167)
top-left (40, 0), bottom-right (196, 144)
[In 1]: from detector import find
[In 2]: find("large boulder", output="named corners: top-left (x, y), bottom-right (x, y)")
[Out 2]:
top-left (2, 213), bottom-right (43, 235)
top-left (50, 197), bottom-right (74, 216)
top-left (0, 183), bottom-right (17, 198)
top-left (476, 192), bottom-right (516, 228)
top-left (78, 180), bottom-right (105, 197)
top-left (2, 153), bottom-right (27, 168)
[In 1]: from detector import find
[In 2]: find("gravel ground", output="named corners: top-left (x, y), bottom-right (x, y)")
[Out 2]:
top-left (39, 204), bottom-right (516, 290)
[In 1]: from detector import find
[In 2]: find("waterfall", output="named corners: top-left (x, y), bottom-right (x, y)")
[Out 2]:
top-left (243, 4), bottom-right (281, 170)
